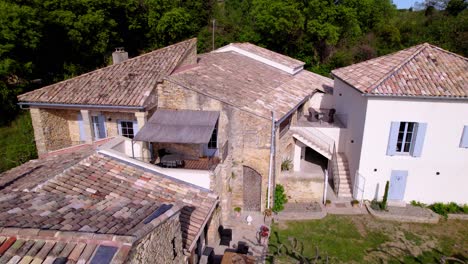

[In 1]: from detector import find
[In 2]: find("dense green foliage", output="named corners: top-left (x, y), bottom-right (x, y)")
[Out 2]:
top-left (0, 113), bottom-right (37, 172)
top-left (0, 0), bottom-right (466, 171)
top-left (272, 184), bottom-right (288, 212)
top-left (428, 202), bottom-right (468, 217)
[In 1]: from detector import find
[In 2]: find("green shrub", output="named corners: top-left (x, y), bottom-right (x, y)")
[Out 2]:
top-left (410, 200), bottom-right (426, 208)
top-left (381, 181), bottom-right (389, 210)
top-left (234, 207), bottom-right (241, 213)
top-left (281, 159), bottom-right (292, 171)
top-left (429, 202), bottom-right (464, 217)
top-left (272, 184), bottom-right (288, 213)
top-left (370, 200), bottom-right (381, 211)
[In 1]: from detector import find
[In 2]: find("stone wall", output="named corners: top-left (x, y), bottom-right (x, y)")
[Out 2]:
top-left (153, 142), bottom-right (201, 159)
top-left (158, 80), bottom-right (272, 214)
top-left (30, 107), bottom-right (142, 155)
top-left (126, 212), bottom-right (185, 264)
top-left (30, 108), bottom-right (74, 155)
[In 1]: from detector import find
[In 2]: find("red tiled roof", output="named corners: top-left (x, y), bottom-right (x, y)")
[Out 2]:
top-left (167, 51), bottom-right (332, 120)
top-left (0, 229), bottom-right (132, 264)
top-left (18, 39), bottom-right (197, 107)
top-left (332, 43), bottom-right (468, 98)
top-left (0, 150), bottom-right (218, 252)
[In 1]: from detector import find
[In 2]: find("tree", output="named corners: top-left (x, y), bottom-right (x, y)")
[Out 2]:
top-left (445, 0), bottom-right (467, 16)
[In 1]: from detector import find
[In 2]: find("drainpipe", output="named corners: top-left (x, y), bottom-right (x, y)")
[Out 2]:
top-left (267, 111), bottom-right (276, 209)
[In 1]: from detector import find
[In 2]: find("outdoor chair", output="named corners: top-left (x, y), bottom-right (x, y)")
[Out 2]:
top-left (218, 225), bottom-right (232, 246)
top-left (328, 108), bottom-right (336, 123)
top-left (307, 107), bottom-right (316, 122)
top-left (236, 241), bottom-right (249, 254)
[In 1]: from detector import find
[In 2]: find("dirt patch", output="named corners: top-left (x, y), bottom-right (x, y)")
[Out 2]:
top-left (349, 215), bottom-right (368, 237)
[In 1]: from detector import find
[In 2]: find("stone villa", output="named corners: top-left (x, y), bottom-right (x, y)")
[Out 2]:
top-left (17, 38), bottom-right (335, 219)
top-left (4, 38), bottom-right (466, 263)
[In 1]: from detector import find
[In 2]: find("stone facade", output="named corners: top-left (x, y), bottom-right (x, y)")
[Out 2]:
top-left (29, 107), bottom-right (145, 156)
top-left (126, 212), bottom-right (185, 264)
top-left (158, 80), bottom-right (274, 216)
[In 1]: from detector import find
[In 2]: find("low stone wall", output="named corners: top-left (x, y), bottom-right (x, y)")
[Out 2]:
top-left (365, 202), bottom-right (440, 224)
top-left (447, 213), bottom-right (468, 220)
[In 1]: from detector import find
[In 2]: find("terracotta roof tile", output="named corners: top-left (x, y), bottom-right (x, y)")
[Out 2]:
top-left (0, 149), bottom-right (217, 252)
top-left (332, 43), bottom-right (468, 98)
top-left (18, 39), bottom-right (197, 107)
top-left (168, 51), bottom-right (332, 120)
top-left (0, 232), bottom-right (131, 264)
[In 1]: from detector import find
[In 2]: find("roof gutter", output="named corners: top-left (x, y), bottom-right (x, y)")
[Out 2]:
top-left (362, 93), bottom-right (468, 100)
top-left (18, 102), bottom-right (146, 111)
top-left (332, 74), bottom-right (468, 101)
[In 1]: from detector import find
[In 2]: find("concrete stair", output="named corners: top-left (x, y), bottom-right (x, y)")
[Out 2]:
top-left (291, 129), bottom-right (332, 160)
top-left (333, 153), bottom-right (353, 198)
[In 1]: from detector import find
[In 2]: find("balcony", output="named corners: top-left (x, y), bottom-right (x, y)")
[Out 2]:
top-left (296, 108), bottom-right (347, 128)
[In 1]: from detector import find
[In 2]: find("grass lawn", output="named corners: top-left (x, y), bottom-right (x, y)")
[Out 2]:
top-left (268, 215), bottom-right (468, 263)
top-left (0, 112), bottom-right (37, 173)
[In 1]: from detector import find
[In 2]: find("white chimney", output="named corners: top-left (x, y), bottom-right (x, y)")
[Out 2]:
top-left (112, 47), bottom-right (128, 64)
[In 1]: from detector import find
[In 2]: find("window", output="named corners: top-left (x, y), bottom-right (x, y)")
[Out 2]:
top-left (92, 115), bottom-right (106, 139)
top-left (387, 121), bottom-right (427, 157)
top-left (208, 121), bottom-right (218, 149)
top-left (396, 122), bottom-right (416, 153)
top-left (119, 120), bottom-right (136, 139)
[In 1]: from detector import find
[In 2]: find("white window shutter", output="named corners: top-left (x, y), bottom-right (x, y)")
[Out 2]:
top-left (117, 120), bottom-right (122, 136)
top-left (133, 120), bottom-right (139, 135)
top-left (460, 126), bottom-right (468, 148)
top-left (98, 114), bottom-right (107, 138)
top-left (386, 122), bottom-right (400, 156)
top-left (410, 123), bottom-right (427, 157)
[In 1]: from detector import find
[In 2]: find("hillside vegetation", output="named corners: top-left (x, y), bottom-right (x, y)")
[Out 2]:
top-left (0, 0), bottom-right (466, 172)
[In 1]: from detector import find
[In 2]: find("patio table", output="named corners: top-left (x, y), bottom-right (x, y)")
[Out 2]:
top-left (161, 154), bottom-right (184, 168)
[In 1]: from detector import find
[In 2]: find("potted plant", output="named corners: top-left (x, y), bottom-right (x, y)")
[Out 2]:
top-left (258, 225), bottom-right (270, 245)
top-left (351, 199), bottom-right (360, 208)
top-left (234, 207), bottom-right (241, 217)
top-left (325, 199), bottom-right (332, 207)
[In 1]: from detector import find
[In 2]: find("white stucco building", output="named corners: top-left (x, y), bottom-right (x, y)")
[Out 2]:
top-left (331, 43), bottom-right (468, 204)
top-left (312, 43), bottom-right (468, 204)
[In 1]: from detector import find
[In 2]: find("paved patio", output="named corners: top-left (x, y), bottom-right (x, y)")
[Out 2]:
top-left (210, 211), bottom-right (270, 263)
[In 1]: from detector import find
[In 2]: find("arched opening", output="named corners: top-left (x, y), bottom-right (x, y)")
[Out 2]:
top-left (242, 166), bottom-right (262, 211)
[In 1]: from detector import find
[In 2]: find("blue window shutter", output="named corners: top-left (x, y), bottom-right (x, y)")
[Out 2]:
top-left (386, 122), bottom-right (400, 156)
top-left (133, 120), bottom-right (139, 135)
top-left (410, 123), bottom-right (427, 157)
top-left (460, 126), bottom-right (468, 148)
top-left (78, 113), bottom-right (85, 141)
top-left (98, 114), bottom-right (107, 138)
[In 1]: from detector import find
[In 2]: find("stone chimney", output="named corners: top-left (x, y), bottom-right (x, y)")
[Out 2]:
top-left (112, 47), bottom-right (128, 64)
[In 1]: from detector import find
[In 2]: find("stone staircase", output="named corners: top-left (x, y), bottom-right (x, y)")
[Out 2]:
top-left (333, 153), bottom-right (353, 198)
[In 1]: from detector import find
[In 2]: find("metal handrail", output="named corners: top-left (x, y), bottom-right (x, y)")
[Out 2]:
top-left (331, 144), bottom-right (340, 196)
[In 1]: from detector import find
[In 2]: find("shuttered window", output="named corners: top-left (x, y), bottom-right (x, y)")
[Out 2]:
top-left (92, 114), bottom-right (107, 139)
top-left (387, 121), bottom-right (427, 157)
